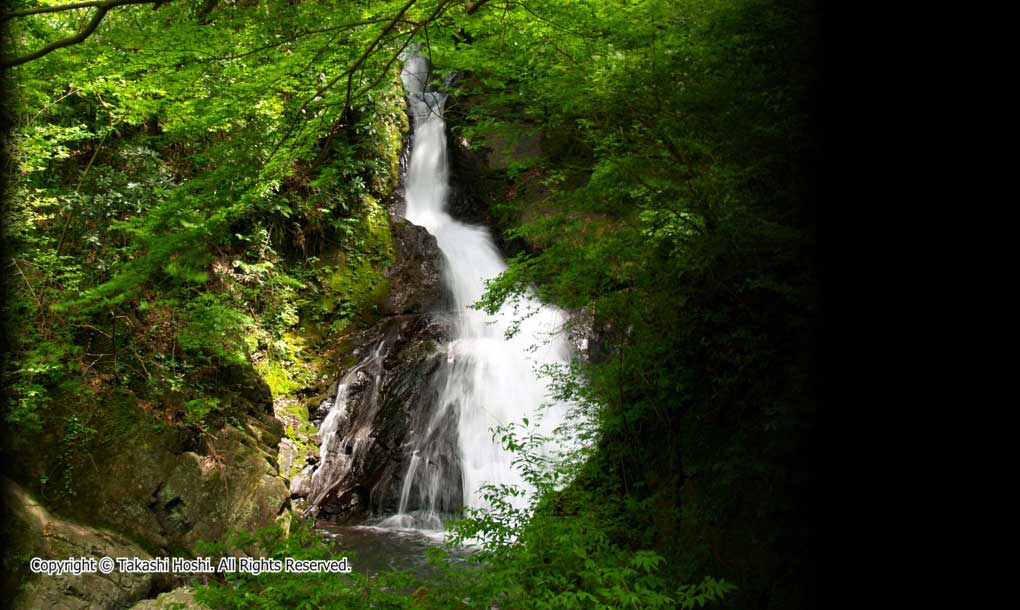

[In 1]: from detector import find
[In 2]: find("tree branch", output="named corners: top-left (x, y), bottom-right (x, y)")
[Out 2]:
top-left (264, 0), bottom-right (422, 163)
top-left (1, 0), bottom-right (167, 69)
top-left (2, 0), bottom-right (118, 21)
top-left (342, 0), bottom-right (423, 114)
top-left (195, 16), bottom-right (407, 63)
top-left (464, 0), bottom-right (493, 15)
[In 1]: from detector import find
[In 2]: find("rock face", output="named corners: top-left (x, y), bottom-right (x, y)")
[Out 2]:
top-left (1, 343), bottom-right (293, 561)
top-left (304, 312), bottom-right (451, 521)
top-left (147, 422), bottom-right (291, 551)
top-left (298, 115), bottom-right (456, 521)
top-left (443, 116), bottom-right (532, 258)
top-left (2, 479), bottom-right (158, 610)
top-left (446, 130), bottom-right (495, 229)
top-left (380, 218), bottom-right (443, 316)
top-left (128, 587), bottom-right (209, 610)
top-left (302, 163), bottom-right (452, 519)
top-left (46, 412), bottom-right (290, 557)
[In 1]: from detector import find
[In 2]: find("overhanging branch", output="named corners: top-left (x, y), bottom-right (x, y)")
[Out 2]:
top-left (264, 0), bottom-right (423, 162)
top-left (1, 0), bottom-right (168, 70)
top-left (464, 0), bottom-right (493, 15)
top-left (2, 0), bottom-right (121, 21)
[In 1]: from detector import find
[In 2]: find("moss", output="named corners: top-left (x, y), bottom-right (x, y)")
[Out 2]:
top-left (365, 69), bottom-right (408, 194)
top-left (254, 321), bottom-right (328, 401)
top-left (383, 106), bottom-right (408, 190)
top-left (315, 211), bottom-right (392, 328)
top-left (364, 195), bottom-right (395, 263)
top-left (286, 403), bottom-right (316, 437)
top-left (396, 338), bottom-right (443, 364)
top-left (285, 401), bottom-right (307, 419)
top-left (275, 399), bottom-right (316, 479)
top-left (256, 359), bottom-right (300, 398)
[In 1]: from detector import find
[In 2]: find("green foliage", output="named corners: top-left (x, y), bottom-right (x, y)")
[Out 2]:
top-left (2, 0), bottom-right (416, 429)
top-left (433, 0), bottom-right (818, 607)
top-left (427, 421), bottom-right (736, 609)
top-left (178, 294), bottom-right (252, 367)
top-left (195, 522), bottom-right (420, 610)
top-left (4, 332), bottom-right (81, 432)
top-left (54, 414), bottom-right (97, 498)
top-left (1, 1), bottom-right (414, 531)
top-left (181, 398), bottom-right (220, 430)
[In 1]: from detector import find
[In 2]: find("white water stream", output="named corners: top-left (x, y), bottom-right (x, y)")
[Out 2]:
top-left (379, 53), bottom-right (575, 529)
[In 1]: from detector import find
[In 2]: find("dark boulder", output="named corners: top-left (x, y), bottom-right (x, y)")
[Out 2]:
top-left (380, 218), bottom-right (443, 316)
top-left (303, 314), bottom-right (452, 522)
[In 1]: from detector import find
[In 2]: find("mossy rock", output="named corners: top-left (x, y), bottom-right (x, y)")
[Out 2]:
top-left (128, 587), bottom-right (210, 610)
top-left (19, 412), bottom-right (290, 559)
top-left (2, 480), bottom-right (157, 610)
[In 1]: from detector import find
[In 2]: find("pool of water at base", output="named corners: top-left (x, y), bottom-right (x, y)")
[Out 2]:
top-left (315, 521), bottom-right (474, 581)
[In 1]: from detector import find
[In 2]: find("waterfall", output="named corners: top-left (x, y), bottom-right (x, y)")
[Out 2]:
top-left (304, 49), bottom-right (575, 530)
top-left (379, 51), bottom-right (574, 529)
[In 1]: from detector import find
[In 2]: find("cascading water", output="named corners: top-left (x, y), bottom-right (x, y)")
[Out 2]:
top-left (305, 337), bottom-right (390, 512)
top-left (305, 48), bottom-right (575, 532)
top-left (379, 50), bottom-right (575, 529)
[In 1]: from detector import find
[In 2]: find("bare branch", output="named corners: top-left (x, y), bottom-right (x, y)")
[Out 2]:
top-left (342, 0), bottom-right (423, 112)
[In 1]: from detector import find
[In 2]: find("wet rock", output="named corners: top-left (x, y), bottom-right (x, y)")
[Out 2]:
top-left (446, 131), bottom-right (496, 228)
top-left (290, 473), bottom-right (311, 498)
top-left (305, 314), bottom-right (451, 520)
top-left (566, 306), bottom-right (616, 365)
top-left (310, 399), bottom-right (332, 425)
top-left (380, 218), bottom-right (443, 316)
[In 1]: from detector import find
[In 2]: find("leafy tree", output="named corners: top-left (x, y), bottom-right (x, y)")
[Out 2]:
top-left (428, 0), bottom-right (819, 607)
top-left (0, 0), bottom-right (464, 503)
